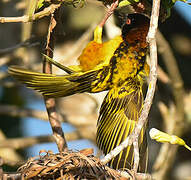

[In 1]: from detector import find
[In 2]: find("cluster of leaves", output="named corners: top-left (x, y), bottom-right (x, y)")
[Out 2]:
top-left (25, 0), bottom-right (190, 23)
top-left (99, 0), bottom-right (189, 20)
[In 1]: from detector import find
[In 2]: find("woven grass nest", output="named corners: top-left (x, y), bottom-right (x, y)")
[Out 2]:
top-left (18, 149), bottom-right (132, 180)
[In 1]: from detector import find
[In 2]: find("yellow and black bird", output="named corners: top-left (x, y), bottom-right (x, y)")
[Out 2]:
top-left (8, 13), bottom-right (150, 172)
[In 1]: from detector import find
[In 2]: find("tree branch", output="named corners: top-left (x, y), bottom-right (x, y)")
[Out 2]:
top-left (43, 7), bottom-right (68, 152)
top-left (0, 132), bottom-right (80, 150)
top-left (0, 104), bottom-right (49, 121)
top-left (0, 4), bottom-right (60, 23)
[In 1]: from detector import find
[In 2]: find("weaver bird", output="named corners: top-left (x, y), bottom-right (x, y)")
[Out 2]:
top-left (8, 13), bottom-right (150, 172)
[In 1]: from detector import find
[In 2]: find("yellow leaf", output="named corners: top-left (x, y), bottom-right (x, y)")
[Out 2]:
top-left (149, 128), bottom-right (191, 151)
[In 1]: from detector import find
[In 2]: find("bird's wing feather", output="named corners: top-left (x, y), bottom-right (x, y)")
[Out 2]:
top-left (96, 85), bottom-right (147, 172)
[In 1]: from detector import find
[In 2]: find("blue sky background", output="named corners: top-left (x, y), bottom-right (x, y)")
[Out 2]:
top-left (175, 0), bottom-right (191, 25)
top-left (22, 1), bottom-right (191, 158)
top-left (22, 97), bottom-right (98, 157)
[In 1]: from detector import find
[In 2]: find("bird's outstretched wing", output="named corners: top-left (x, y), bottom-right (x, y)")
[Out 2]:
top-left (96, 82), bottom-right (148, 172)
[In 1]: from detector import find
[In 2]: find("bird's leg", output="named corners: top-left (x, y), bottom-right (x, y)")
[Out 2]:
top-left (93, 26), bottom-right (103, 43)
top-left (94, 0), bottom-right (119, 44)
top-left (99, 0), bottom-right (119, 28)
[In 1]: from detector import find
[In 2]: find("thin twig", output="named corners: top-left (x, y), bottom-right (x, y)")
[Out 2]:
top-left (43, 7), bottom-right (68, 153)
top-left (157, 65), bottom-right (170, 84)
top-left (101, 0), bottom-right (161, 172)
top-left (0, 135), bottom-right (54, 149)
top-left (0, 4), bottom-right (60, 23)
top-left (19, 0), bottom-right (33, 64)
top-left (0, 104), bottom-right (49, 121)
top-left (0, 40), bottom-right (39, 56)
top-left (131, 0), bottom-right (160, 171)
top-left (0, 132), bottom-right (80, 150)
top-left (133, 140), bottom-right (139, 172)
top-left (0, 103), bottom-right (97, 143)
top-left (99, 0), bottom-right (119, 28)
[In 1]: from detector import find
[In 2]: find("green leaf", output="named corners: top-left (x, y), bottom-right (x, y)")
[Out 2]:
top-left (172, 0), bottom-right (187, 3)
top-left (37, 0), bottom-right (45, 9)
top-left (118, 0), bottom-right (139, 7)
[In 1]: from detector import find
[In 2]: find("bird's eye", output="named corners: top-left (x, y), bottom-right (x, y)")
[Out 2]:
top-left (126, 18), bottom-right (131, 25)
top-left (126, 16), bottom-right (136, 25)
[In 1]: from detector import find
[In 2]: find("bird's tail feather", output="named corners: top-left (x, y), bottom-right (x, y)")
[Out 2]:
top-left (8, 66), bottom-right (98, 98)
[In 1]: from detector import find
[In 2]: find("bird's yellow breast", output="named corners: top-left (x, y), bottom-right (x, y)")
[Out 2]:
top-left (110, 43), bottom-right (148, 88)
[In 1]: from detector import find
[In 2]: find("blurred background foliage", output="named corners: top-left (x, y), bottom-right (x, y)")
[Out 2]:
top-left (0, 0), bottom-right (191, 179)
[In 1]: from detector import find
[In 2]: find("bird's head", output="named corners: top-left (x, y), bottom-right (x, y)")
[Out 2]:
top-left (122, 13), bottom-right (150, 44)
